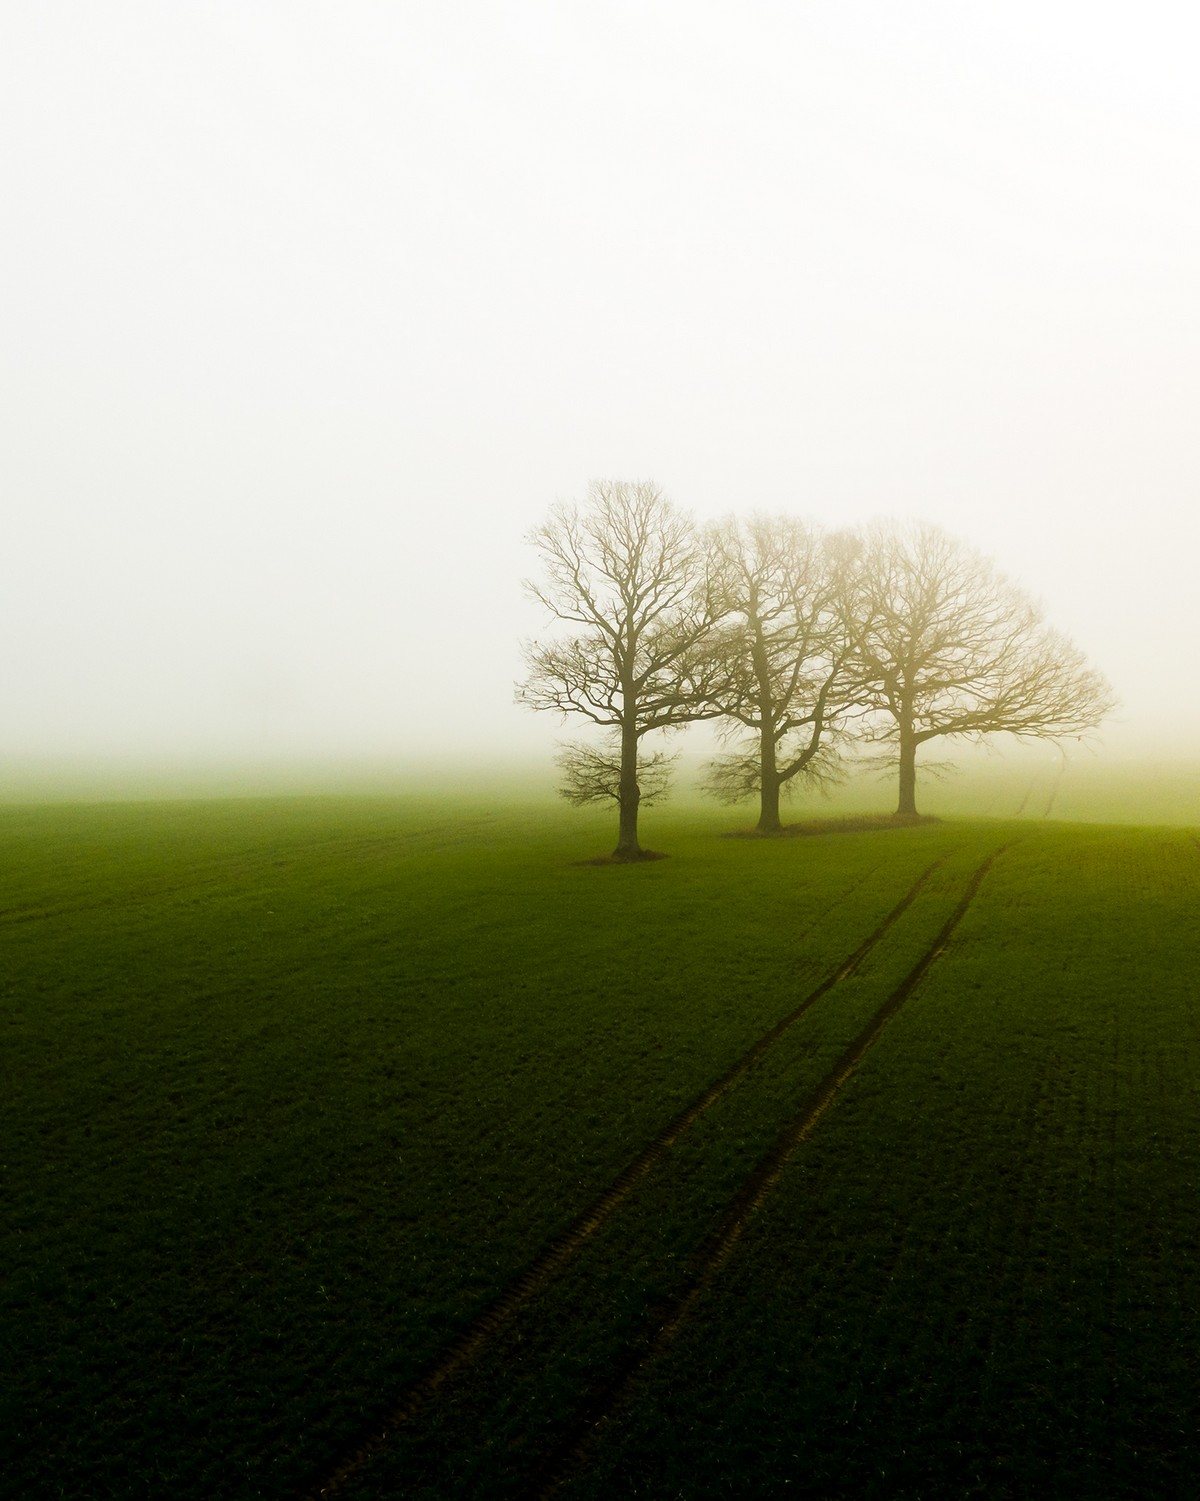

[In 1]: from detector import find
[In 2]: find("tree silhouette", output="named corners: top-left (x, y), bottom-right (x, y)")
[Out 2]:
top-left (853, 522), bottom-right (1115, 816)
top-left (700, 516), bottom-right (866, 833)
top-left (519, 480), bottom-right (722, 860)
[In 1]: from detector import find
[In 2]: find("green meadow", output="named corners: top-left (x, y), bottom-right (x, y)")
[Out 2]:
top-left (4, 768), bottom-right (1199, 1498)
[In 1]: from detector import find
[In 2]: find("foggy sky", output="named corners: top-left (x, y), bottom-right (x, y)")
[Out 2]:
top-left (4, 2), bottom-right (1199, 779)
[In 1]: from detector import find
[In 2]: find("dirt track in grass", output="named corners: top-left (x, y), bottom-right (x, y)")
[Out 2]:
top-left (298, 856), bottom-right (950, 1500)
top-left (526, 847), bottom-right (1005, 1499)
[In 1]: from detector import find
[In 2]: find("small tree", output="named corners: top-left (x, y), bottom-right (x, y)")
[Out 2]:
top-left (553, 740), bottom-right (677, 811)
top-left (518, 480), bottom-right (721, 860)
top-left (854, 522), bottom-right (1115, 816)
top-left (701, 516), bottom-right (866, 833)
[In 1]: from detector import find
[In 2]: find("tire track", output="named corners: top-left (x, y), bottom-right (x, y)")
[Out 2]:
top-left (298, 856), bottom-right (948, 1499)
top-left (527, 846), bottom-right (1005, 1500)
top-left (1043, 762), bottom-right (1066, 819)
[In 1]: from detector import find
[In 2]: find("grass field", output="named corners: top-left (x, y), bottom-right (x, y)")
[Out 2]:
top-left (4, 775), bottom-right (1199, 1498)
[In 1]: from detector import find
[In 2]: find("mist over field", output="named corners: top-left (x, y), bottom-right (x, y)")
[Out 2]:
top-left (4, 2), bottom-right (1199, 793)
top-left (10, 13), bottom-right (1200, 1493)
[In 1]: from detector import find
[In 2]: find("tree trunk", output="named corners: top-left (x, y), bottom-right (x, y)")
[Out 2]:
top-left (613, 720), bottom-right (642, 859)
top-left (756, 728), bottom-right (783, 834)
top-left (896, 726), bottom-right (918, 816)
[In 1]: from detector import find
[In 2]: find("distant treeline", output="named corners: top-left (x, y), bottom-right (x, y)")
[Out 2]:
top-left (519, 480), bottom-right (1113, 860)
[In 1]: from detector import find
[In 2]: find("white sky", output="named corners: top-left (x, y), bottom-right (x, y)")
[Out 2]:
top-left (3, 1), bottom-right (1198, 772)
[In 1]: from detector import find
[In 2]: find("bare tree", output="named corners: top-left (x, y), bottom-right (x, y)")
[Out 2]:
top-left (701, 516), bottom-right (866, 833)
top-left (853, 522), bottom-right (1116, 816)
top-left (518, 480), bottom-right (722, 860)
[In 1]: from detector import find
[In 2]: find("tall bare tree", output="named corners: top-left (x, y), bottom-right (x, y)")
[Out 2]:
top-left (518, 480), bottom-right (721, 860)
top-left (701, 516), bottom-right (866, 833)
top-left (853, 522), bottom-right (1115, 816)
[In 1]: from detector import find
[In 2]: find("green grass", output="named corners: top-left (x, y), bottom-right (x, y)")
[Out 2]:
top-left (3, 787), bottom-right (1198, 1498)
top-left (559, 826), bottom-right (1200, 1498)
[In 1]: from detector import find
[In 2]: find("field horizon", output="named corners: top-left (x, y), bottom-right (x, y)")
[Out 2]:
top-left (5, 783), bottom-right (1198, 1497)
top-left (3, 743), bottom-right (1200, 829)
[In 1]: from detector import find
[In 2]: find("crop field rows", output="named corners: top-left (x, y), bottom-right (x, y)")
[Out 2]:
top-left (312, 845), bottom-right (1007, 1500)
top-left (304, 852), bottom-right (982, 1497)
top-left (4, 796), bottom-right (1199, 1498)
